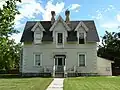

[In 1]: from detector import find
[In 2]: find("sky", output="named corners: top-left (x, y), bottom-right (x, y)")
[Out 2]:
top-left (0, 0), bottom-right (120, 43)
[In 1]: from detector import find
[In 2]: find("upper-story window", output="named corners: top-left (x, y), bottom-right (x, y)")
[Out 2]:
top-left (57, 33), bottom-right (63, 44)
top-left (75, 22), bottom-right (88, 44)
top-left (34, 32), bottom-right (42, 44)
top-left (35, 33), bottom-right (41, 40)
top-left (31, 22), bottom-right (45, 44)
top-left (79, 32), bottom-right (85, 44)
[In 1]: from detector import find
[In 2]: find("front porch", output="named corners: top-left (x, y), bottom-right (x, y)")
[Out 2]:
top-left (52, 55), bottom-right (66, 78)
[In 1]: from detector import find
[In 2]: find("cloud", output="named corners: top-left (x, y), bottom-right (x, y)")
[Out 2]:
top-left (117, 14), bottom-right (120, 22)
top-left (91, 5), bottom-right (116, 20)
top-left (69, 4), bottom-right (80, 12)
top-left (101, 22), bottom-right (119, 29)
top-left (15, 0), bottom-right (44, 27)
top-left (41, 0), bottom-right (65, 21)
top-left (92, 10), bottom-right (103, 20)
top-left (9, 33), bottom-right (22, 43)
top-left (15, 0), bottom-right (81, 28)
top-left (15, 0), bottom-right (65, 27)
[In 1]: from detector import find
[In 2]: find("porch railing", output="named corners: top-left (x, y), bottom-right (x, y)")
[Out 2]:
top-left (55, 65), bottom-right (64, 72)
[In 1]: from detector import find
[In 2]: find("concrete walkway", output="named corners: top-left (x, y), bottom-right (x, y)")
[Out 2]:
top-left (46, 78), bottom-right (64, 90)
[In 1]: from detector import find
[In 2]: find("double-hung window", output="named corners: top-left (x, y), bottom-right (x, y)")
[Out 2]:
top-left (57, 33), bottom-right (63, 44)
top-left (34, 53), bottom-right (41, 66)
top-left (35, 33), bottom-right (41, 40)
top-left (34, 32), bottom-right (42, 44)
top-left (79, 54), bottom-right (86, 66)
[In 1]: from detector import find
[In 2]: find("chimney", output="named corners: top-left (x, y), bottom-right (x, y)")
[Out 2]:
top-left (51, 11), bottom-right (55, 24)
top-left (65, 10), bottom-right (70, 24)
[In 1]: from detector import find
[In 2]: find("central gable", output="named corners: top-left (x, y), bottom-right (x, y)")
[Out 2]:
top-left (49, 15), bottom-right (71, 32)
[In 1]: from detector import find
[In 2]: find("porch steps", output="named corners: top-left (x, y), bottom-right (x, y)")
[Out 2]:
top-left (55, 72), bottom-right (64, 78)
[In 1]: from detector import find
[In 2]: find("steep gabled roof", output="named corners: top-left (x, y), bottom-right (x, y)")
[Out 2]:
top-left (50, 15), bottom-right (71, 31)
top-left (20, 20), bottom-right (100, 42)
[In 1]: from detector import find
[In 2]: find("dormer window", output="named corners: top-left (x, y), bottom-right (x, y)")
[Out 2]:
top-left (35, 33), bottom-right (41, 40)
top-left (31, 22), bottom-right (45, 44)
top-left (56, 32), bottom-right (64, 48)
top-left (34, 31), bottom-right (43, 44)
top-left (57, 33), bottom-right (63, 44)
top-left (75, 21), bottom-right (88, 44)
top-left (79, 33), bottom-right (85, 44)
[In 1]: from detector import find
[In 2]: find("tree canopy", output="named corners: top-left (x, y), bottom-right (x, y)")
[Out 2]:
top-left (0, 0), bottom-right (21, 72)
top-left (98, 31), bottom-right (120, 67)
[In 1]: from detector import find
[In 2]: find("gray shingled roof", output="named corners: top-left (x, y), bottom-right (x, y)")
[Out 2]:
top-left (20, 20), bottom-right (100, 42)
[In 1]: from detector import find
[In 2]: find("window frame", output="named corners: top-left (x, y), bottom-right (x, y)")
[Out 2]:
top-left (34, 53), bottom-right (42, 66)
top-left (35, 33), bottom-right (42, 40)
top-left (78, 32), bottom-right (85, 44)
top-left (78, 53), bottom-right (86, 67)
top-left (57, 33), bottom-right (63, 44)
top-left (34, 27), bottom-right (43, 44)
top-left (56, 32), bottom-right (64, 47)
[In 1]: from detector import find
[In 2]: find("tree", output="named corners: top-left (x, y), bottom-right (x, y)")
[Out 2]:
top-left (98, 31), bottom-right (120, 67)
top-left (0, 0), bottom-right (21, 72)
top-left (0, 38), bottom-right (22, 70)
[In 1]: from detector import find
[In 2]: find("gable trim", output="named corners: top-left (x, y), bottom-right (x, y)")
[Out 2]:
top-left (31, 22), bottom-right (45, 32)
top-left (75, 21), bottom-right (89, 32)
top-left (49, 15), bottom-right (71, 31)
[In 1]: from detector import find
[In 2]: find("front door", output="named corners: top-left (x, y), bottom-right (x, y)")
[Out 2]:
top-left (58, 58), bottom-right (63, 65)
top-left (54, 55), bottom-right (65, 72)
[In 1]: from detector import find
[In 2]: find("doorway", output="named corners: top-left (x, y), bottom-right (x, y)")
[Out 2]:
top-left (54, 55), bottom-right (66, 72)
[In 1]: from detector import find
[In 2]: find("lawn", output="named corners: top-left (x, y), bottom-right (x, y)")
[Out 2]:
top-left (0, 77), bottom-right (52, 90)
top-left (64, 77), bottom-right (120, 90)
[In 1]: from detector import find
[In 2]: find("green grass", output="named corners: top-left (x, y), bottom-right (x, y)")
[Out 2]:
top-left (64, 77), bottom-right (120, 90)
top-left (0, 77), bottom-right (52, 90)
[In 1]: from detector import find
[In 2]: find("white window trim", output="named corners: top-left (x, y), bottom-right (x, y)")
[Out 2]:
top-left (33, 53), bottom-right (42, 66)
top-left (56, 32), bottom-right (64, 48)
top-left (34, 30), bottom-right (43, 44)
top-left (77, 32), bottom-right (86, 44)
top-left (31, 22), bottom-right (45, 45)
top-left (78, 53), bottom-right (86, 67)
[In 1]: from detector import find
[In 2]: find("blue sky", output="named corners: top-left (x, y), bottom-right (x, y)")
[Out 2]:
top-left (0, 0), bottom-right (120, 43)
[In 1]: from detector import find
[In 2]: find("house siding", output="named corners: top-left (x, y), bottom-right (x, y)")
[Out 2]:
top-left (97, 57), bottom-right (113, 76)
top-left (22, 42), bottom-right (97, 74)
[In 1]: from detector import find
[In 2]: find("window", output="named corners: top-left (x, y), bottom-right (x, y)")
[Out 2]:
top-left (34, 54), bottom-right (41, 66)
top-left (35, 33), bottom-right (41, 40)
top-left (79, 54), bottom-right (85, 66)
top-left (57, 33), bottom-right (63, 44)
top-left (79, 33), bottom-right (85, 44)
top-left (34, 32), bottom-right (42, 44)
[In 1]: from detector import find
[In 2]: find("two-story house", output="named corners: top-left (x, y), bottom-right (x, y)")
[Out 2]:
top-left (20, 10), bottom-right (113, 77)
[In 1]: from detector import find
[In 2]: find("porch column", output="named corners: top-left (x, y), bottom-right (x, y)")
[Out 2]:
top-left (53, 58), bottom-right (55, 77)
top-left (64, 58), bottom-right (67, 77)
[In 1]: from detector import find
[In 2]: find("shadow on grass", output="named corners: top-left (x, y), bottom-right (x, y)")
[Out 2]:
top-left (0, 74), bottom-right (52, 79)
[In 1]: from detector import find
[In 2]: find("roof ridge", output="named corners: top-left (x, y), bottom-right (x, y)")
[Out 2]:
top-left (70, 20), bottom-right (94, 22)
top-left (26, 20), bottom-right (94, 22)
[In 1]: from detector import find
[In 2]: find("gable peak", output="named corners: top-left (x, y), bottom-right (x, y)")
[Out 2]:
top-left (75, 21), bottom-right (89, 31)
top-left (31, 22), bottom-right (45, 32)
